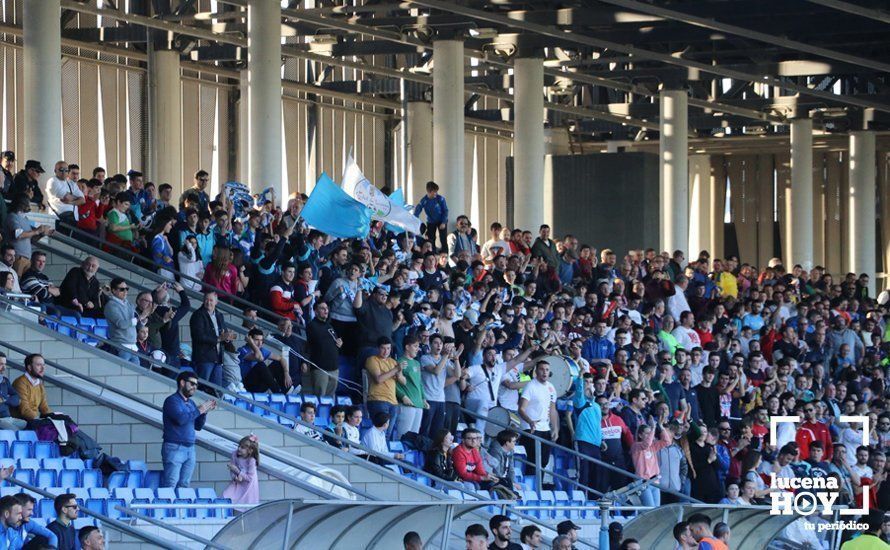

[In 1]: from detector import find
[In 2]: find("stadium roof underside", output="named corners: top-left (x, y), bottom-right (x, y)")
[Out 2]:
top-left (621, 504), bottom-right (801, 549)
top-left (210, 499), bottom-right (496, 550)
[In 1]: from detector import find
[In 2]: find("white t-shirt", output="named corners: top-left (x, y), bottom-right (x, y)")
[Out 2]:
top-left (467, 363), bottom-right (507, 407)
top-left (498, 367), bottom-right (522, 412)
top-left (519, 378), bottom-right (557, 432)
top-left (481, 239), bottom-right (510, 261)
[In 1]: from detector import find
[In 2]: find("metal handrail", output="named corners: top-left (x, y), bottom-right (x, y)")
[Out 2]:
top-left (6, 472), bottom-right (208, 549)
top-left (0, 300), bottom-right (487, 502)
top-left (41, 221), bottom-right (296, 337)
top-left (0, 331), bottom-right (367, 503)
top-left (459, 403), bottom-right (701, 503)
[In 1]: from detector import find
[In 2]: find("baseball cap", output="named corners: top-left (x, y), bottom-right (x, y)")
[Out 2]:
top-left (24, 160), bottom-right (44, 173)
top-left (462, 310), bottom-right (479, 325)
top-left (1, 151), bottom-right (14, 161)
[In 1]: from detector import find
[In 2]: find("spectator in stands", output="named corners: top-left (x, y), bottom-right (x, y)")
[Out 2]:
top-left (11, 160), bottom-right (45, 210)
top-left (518, 360), bottom-right (558, 475)
top-left (47, 493), bottom-right (79, 550)
top-left (13, 493), bottom-right (58, 548)
top-left (104, 277), bottom-right (152, 365)
top-left (343, 406), bottom-right (365, 457)
top-left (190, 290), bottom-right (235, 391)
top-left (105, 192), bottom-right (139, 251)
top-left (147, 282), bottom-right (190, 370)
top-left (366, 337), bottom-right (405, 440)
top-left (0, 353), bottom-right (25, 430)
top-left (294, 402), bottom-right (324, 441)
top-left (464, 523), bottom-right (489, 550)
top-left (324, 406), bottom-right (348, 451)
top-left (573, 372), bottom-right (603, 495)
top-left (78, 525), bottom-right (105, 550)
top-left (59, 256), bottom-right (102, 317)
top-left (188, 170), bottom-right (211, 215)
top-left (419, 335), bottom-right (460, 437)
top-left (12, 353), bottom-right (52, 422)
top-left (323, 263), bottom-right (362, 355)
top-left (4, 194), bottom-right (52, 273)
top-left (425, 428), bottom-right (458, 487)
top-left (45, 161), bottom-right (85, 227)
top-left (413, 181), bottom-right (448, 252)
top-left (222, 434), bottom-right (260, 511)
top-left (686, 513), bottom-right (727, 550)
top-left (361, 412), bottom-right (404, 465)
top-left (453, 427), bottom-right (498, 490)
top-left (488, 515), bottom-right (521, 550)
top-left (520, 526), bottom-right (542, 550)
top-left (21, 251), bottom-right (63, 312)
top-left (0, 244), bottom-right (22, 293)
top-left (303, 301), bottom-right (342, 397)
top-left (395, 335), bottom-right (425, 439)
top-left (162, 370), bottom-right (217, 488)
top-left (355, 284), bottom-right (395, 360)
top-left (237, 328), bottom-right (288, 393)
top-left (556, 521), bottom-right (580, 549)
top-left (0, 150), bottom-right (14, 200)
top-left (483, 430), bottom-right (521, 498)
top-left (551, 536), bottom-right (572, 550)
top-left (268, 262), bottom-right (301, 320)
top-left (0, 494), bottom-right (22, 548)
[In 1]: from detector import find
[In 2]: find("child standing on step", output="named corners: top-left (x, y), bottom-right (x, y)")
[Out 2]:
top-left (223, 434), bottom-right (260, 511)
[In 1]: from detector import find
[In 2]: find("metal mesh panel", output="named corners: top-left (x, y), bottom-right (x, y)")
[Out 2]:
top-left (61, 58), bottom-right (80, 162)
top-left (127, 70), bottom-right (146, 172)
top-left (200, 84), bottom-right (217, 173)
top-left (13, 46), bottom-right (23, 156)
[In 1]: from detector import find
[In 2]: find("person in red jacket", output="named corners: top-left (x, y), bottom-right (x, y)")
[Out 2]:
top-left (268, 263), bottom-right (301, 320)
top-left (452, 428), bottom-right (498, 489)
top-left (795, 402), bottom-right (833, 461)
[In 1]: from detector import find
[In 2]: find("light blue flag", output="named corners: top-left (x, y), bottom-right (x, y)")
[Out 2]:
top-left (301, 172), bottom-right (371, 239)
top-left (384, 189), bottom-right (409, 234)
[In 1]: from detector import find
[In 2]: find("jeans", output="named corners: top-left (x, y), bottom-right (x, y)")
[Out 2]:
top-left (443, 401), bottom-right (461, 434)
top-left (194, 362), bottom-right (222, 390)
top-left (366, 401), bottom-right (399, 440)
top-left (639, 484), bottom-right (661, 508)
top-left (116, 348), bottom-right (141, 366)
top-left (420, 401), bottom-right (446, 437)
top-left (161, 442), bottom-right (196, 488)
top-left (396, 406), bottom-right (423, 439)
top-left (424, 222), bottom-right (447, 252)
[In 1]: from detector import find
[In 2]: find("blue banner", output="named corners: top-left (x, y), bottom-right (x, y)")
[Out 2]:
top-left (301, 173), bottom-right (371, 239)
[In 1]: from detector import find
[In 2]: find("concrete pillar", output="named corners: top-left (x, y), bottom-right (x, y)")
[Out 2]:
top-left (789, 118), bottom-right (814, 268)
top-left (433, 39), bottom-right (465, 217)
top-left (23, 0), bottom-right (62, 186)
top-left (848, 130), bottom-right (876, 296)
top-left (659, 90), bottom-right (689, 254)
top-left (688, 154), bottom-right (712, 258)
top-left (148, 49), bottom-right (182, 192)
top-left (406, 101), bottom-right (433, 205)
top-left (248, 0), bottom-right (283, 203)
top-left (513, 57), bottom-right (546, 231)
top-left (238, 67), bottom-right (250, 184)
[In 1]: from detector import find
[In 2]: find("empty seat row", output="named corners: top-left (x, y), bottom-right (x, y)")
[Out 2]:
top-left (11, 468), bottom-right (101, 489)
top-left (111, 487), bottom-right (217, 502)
top-left (107, 470), bottom-right (163, 490)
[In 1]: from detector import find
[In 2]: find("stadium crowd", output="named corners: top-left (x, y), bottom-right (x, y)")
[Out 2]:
top-left (4, 152), bottom-right (890, 547)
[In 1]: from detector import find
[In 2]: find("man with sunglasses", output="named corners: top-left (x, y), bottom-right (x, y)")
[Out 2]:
top-left (104, 277), bottom-right (153, 366)
top-left (45, 160), bottom-right (84, 227)
top-left (162, 371), bottom-right (217, 489)
top-left (795, 401), bottom-right (833, 461)
top-left (189, 169), bottom-right (211, 215)
top-left (47, 493), bottom-right (79, 550)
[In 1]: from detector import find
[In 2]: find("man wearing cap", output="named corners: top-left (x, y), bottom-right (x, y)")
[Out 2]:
top-left (0, 151), bottom-right (14, 197)
top-left (556, 521), bottom-right (580, 550)
top-left (45, 161), bottom-right (84, 227)
top-left (12, 160), bottom-right (46, 209)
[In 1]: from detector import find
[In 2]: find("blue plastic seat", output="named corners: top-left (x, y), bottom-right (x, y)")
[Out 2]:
top-left (143, 470), bottom-right (161, 490)
top-left (35, 469), bottom-right (56, 488)
top-left (107, 471), bottom-right (127, 489)
top-left (16, 431), bottom-right (38, 442)
top-left (89, 488), bottom-right (110, 499)
top-left (58, 316), bottom-right (78, 337)
top-left (35, 442), bottom-right (56, 459)
top-left (38, 499), bottom-right (54, 519)
top-left (124, 471), bottom-right (143, 488)
top-left (0, 431), bottom-right (15, 444)
top-left (112, 488), bottom-right (134, 502)
top-left (151, 498), bottom-right (175, 519)
top-left (196, 488), bottom-right (217, 500)
top-left (82, 470), bottom-right (102, 488)
top-left (335, 395), bottom-right (353, 406)
top-left (59, 470), bottom-right (79, 488)
top-left (286, 394), bottom-right (303, 404)
top-left (173, 498), bottom-right (194, 519)
top-left (155, 487), bottom-right (176, 500)
top-left (133, 488), bottom-right (154, 501)
top-left (12, 469), bottom-right (33, 485)
top-left (195, 497), bottom-right (214, 517)
top-left (176, 488), bottom-right (197, 501)
top-left (62, 458), bottom-right (85, 470)
top-left (127, 460), bottom-right (148, 472)
top-left (284, 402), bottom-right (300, 417)
top-left (85, 498), bottom-right (105, 516)
top-left (67, 488), bottom-right (89, 502)
top-left (106, 498), bottom-right (125, 520)
top-left (41, 458), bottom-right (64, 471)
top-left (11, 441), bottom-right (33, 460)
top-left (18, 458), bottom-right (39, 471)
top-left (213, 498), bottom-right (233, 518)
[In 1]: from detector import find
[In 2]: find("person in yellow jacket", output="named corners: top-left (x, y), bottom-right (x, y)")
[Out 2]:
top-left (711, 259), bottom-right (738, 299)
top-left (841, 509), bottom-right (890, 549)
top-left (12, 353), bottom-right (52, 421)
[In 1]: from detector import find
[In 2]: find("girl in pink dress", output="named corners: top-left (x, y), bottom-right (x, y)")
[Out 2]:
top-left (222, 435), bottom-right (260, 511)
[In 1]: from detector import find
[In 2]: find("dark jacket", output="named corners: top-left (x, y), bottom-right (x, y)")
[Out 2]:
top-left (305, 317), bottom-right (339, 372)
top-left (58, 267), bottom-right (102, 317)
top-left (484, 441), bottom-right (515, 482)
top-left (425, 450), bottom-right (458, 481)
top-left (11, 170), bottom-right (43, 207)
top-left (354, 300), bottom-right (393, 349)
top-left (0, 376), bottom-right (21, 418)
top-left (47, 519), bottom-right (77, 550)
top-left (147, 289), bottom-right (191, 361)
top-left (189, 306), bottom-right (226, 364)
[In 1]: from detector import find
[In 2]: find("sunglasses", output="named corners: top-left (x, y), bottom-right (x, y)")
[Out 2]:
top-left (116, 286), bottom-right (129, 292)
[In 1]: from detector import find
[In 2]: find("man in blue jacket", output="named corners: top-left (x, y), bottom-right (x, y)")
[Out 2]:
top-left (0, 353), bottom-right (25, 430)
top-left (13, 493), bottom-right (58, 548)
top-left (162, 371), bottom-right (217, 488)
top-left (413, 181), bottom-right (449, 253)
